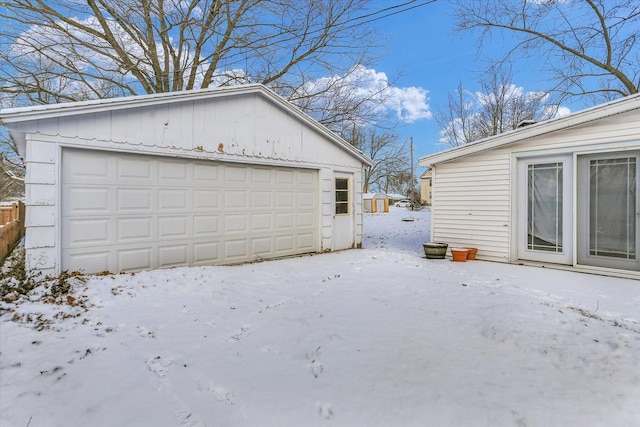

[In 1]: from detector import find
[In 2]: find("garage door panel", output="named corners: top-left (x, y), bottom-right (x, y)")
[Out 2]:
top-left (252, 192), bottom-right (272, 208)
top-left (276, 192), bottom-right (294, 208)
top-left (66, 219), bottom-right (110, 246)
top-left (298, 192), bottom-right (315, 208)
top-left (224, 214), bottom-right (248, 233)
top-left (252, 237), bottom-right (273, 255)
top-left (225, 190), bottom-right (247, 208)
top-left (117, 157), bottom-right (153, 182)
top-left (65, 187), bottom-right (110, 212)
top-left (63, 150), bottom-right (110, 181)
top-left (226, 165), bottom-right (249, 183)
top-left (252, 213), bottom-right (272, 231)
top-left (298, 233), bottom-right (315, 250)
top-left (298, 170), bottom-right (315, 185)
top-left (276, 213), bottom-right (294, 229)
top-left (118, 247), bottom-right (153, 272)
top-left (116, 188), bottom-right (152, 211)
top-left (252, 168), bottom-right (272, 184)
top-left (194, 190), bottom-right (219, 209)
top-left (276, 235), bottom-right (294, 252)
top-left (158, 244), bottom-right (188, 268)
top-left (158, 189), bottom-right (188, 210)
top-left (117, 217), bottom-right (152, 241)
top-left (65, 251), bottom-right (110, 274)
top-left (194, 215), bottom-right (218, 234)
top-left (225, 239), bottom-right (249, 259)
top-left (193, 163), bottom-right (219, 183)
top-left (297, 212), bottom-right (315, 227)
top-left (276, 169), bottom-right (294, 184)
top-left (158, 216), bottom-right (188, 238)
top-left (193, 242), bottom-right (219, 264)
top-left (62, 149), bottom-right (319, 273)
top-left (158, 160), bottom-right (188, 182)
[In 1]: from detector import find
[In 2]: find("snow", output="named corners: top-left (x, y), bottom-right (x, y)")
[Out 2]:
top-left (1, 207), bottom-right (639, 427)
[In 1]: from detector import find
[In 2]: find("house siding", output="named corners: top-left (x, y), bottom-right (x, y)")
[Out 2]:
top-left (432, 152), bottom-right (511, 262)
top-left (511, 114), bottom-right (639, 154)
top-left (431, 106), bottom-right (640, 268)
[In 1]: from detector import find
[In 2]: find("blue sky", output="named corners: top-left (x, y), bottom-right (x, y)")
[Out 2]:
top-left (368, 1), bottom-right (562, 162)
top-left (0, 0), bottom-right (591, 167)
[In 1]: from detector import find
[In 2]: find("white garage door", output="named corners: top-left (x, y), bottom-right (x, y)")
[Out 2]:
top-left (61, 149), bottom-right (319, 274)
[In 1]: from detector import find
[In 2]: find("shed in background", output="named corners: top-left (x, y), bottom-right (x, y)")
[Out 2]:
top-left (363, 193), bottom-right (389, 213)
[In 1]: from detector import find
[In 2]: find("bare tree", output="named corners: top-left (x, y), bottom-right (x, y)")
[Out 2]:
top-left (435, 72), bottom-right (559, 146)
top-left (348, 127), bottom-right (410, 194)
top-left (0, 0), bottom-right (378, 106)
top-left (434, 81), bottom-right (481, 147)
top-left (453, 0), bottom-right (640, 104)
top-left (0, 129), bottom-right (25, 201)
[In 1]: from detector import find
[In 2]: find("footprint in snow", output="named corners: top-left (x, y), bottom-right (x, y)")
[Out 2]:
top-left (137, 325), bottom-right (156, 338)
top-left (199, 381), bottom-right (235, 405)
top-left (306, 347), bottom-right (324, 378)
top-left (227, 325), bottom-right (251, 342)
top-left (318, 402), bottom-right (334, 419)
top-left (146, 356), bottom-right (173, 381)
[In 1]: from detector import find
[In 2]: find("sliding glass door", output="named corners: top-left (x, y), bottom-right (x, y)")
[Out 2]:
top-left (577, 152), bottom-right (639, 271)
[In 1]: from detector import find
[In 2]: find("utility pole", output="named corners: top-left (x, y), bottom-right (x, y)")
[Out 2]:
top-left (410, 137), bottom-right (414, 209)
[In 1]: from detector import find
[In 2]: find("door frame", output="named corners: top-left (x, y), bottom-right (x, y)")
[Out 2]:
top-left (576, 150), bottom-right (640, 271)
top-left (332, 172), bottom-right (354, 250)
top-left (516, 154), bottom-right (574, 265)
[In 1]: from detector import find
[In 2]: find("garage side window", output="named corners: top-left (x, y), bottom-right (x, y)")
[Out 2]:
top-left (335, 178), bottom-right (350, 215)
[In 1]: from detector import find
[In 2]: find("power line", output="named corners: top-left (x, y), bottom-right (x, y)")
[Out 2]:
top-left (345, 0), bottom-right (438, 29)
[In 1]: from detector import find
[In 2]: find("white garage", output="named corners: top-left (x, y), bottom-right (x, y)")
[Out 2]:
top-left (2, 85), bottom-right (372, 276)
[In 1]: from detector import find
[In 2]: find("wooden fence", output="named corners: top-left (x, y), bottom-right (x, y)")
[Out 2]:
top-left (0, 201), bottom-right (25, 264)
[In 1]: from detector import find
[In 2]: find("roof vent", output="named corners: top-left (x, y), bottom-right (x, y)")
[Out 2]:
top-left (517, 119), bottom-right (536, 128)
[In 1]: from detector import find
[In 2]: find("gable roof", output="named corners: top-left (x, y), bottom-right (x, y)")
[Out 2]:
top-left (0, 84), bottom-right (373, 166)
top-left (419, 92), bottom-right (640, 167)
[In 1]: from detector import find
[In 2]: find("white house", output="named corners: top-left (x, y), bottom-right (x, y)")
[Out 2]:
top-left (419, 93), bottom-right (640, 279)
top-left (1, 84), bottom-right (373, 276)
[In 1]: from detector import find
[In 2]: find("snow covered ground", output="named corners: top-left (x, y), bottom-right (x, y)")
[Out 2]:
top-left (1, 207), bottom-right (639, 427)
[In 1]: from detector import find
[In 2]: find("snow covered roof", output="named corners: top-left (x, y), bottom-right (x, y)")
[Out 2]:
top-left (386, 193), bottom-right (407, 200)
top-left (363, 193), bottom-right (388, 200)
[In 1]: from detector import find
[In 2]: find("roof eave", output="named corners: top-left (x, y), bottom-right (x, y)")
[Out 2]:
top-left (418, 93), bottom-right (640, 167)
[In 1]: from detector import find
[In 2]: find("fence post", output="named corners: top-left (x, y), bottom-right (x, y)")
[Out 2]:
top-left (15, 201), bottom-right (25, 238)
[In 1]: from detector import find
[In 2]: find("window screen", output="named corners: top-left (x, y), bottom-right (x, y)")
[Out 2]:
top-left (589, 157), bottom-right (636, 259)
top-left (527, 162), bottom-right (563, 252)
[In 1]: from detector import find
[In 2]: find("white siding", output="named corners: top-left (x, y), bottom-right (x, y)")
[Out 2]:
top-left (431, 107), bottom-right (640, 266)
top-left (35, 93), bottom-right (360, 169)
top-left (511, 113), bottom-right (639, 153)
top-left (24, 138), bottom-right (58, 277)
top-left (432, 152), bottom-right (511, 262)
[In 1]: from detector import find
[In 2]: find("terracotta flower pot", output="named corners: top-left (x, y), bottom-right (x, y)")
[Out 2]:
top-left (450, 248), bottom-right (468, 262)
top-left (423, 242), bottom-right (448, 259)
top-left (465, 247), bottom-right (478, 260)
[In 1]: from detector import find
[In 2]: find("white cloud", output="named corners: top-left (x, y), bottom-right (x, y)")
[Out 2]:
top-left (295, 65), bottom-right (431, 126)
top-left (388, 86), bottom-right (432, 122)
top-left (554, 105), bottom-right (571, 117)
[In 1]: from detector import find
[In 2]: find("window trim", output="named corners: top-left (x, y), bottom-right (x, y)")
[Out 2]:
top-left (334, 177), bottom-right (350, 216)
